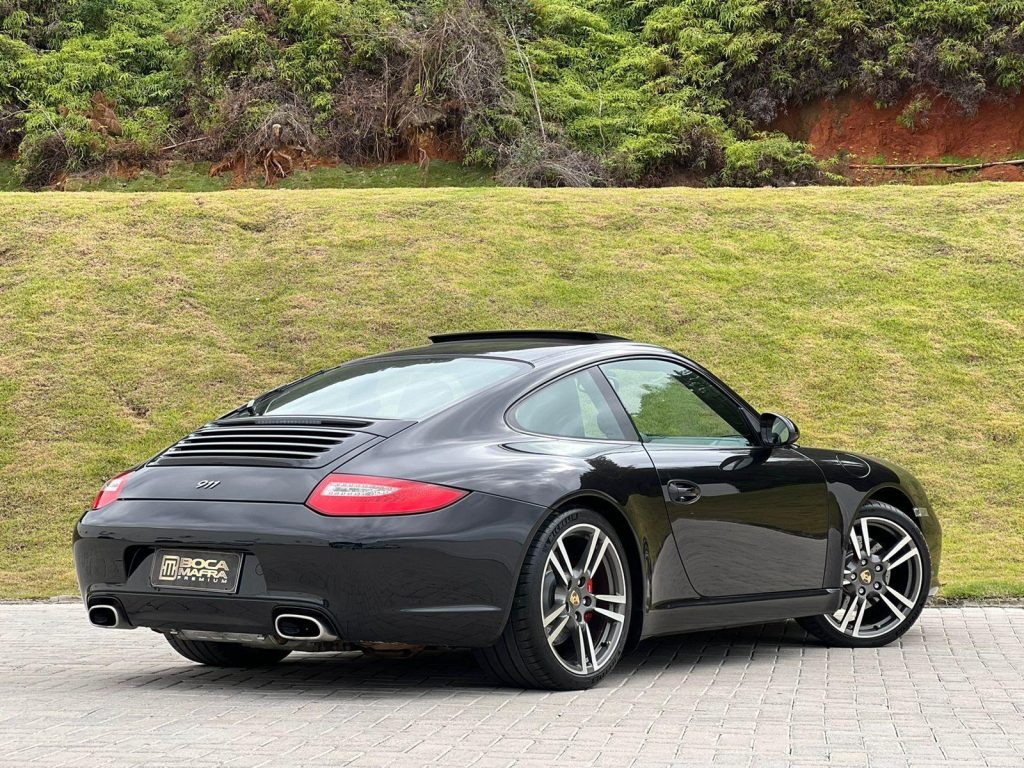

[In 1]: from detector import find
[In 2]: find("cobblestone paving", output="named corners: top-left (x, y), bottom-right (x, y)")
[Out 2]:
top-left (1, 604), bottom-right (1022, 767)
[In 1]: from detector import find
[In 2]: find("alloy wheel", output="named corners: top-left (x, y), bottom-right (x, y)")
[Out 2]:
top-left (825, 516), bottom-right (924, 639)
top-left (540, 522), bottom-right (628, 675)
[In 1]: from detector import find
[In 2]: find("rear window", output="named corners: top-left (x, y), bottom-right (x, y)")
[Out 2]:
top-left (257, 357), bottom-right (527, 420)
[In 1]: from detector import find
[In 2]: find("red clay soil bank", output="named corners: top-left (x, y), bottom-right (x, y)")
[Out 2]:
top-left (772, 91), bottom-right (1024, 163)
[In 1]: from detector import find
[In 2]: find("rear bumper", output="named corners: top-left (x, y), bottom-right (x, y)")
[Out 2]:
top-left (74, 492), bottom-right (548, 646)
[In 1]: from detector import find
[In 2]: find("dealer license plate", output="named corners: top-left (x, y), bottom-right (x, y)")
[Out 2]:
top-left (150, 549), bottom-right (243, 593)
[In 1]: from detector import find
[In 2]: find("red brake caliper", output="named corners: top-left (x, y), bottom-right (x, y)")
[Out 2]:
top-left (584, 578), bottom-right (594, 622)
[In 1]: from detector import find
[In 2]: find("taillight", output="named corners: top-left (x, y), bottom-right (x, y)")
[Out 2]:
top-left (91, 470), bottom-right (135, 509)
top-left (306, 474), bottom-right (467, 516)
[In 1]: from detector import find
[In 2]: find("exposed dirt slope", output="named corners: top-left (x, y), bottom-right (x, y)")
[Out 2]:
top-left (773, 91), bottom-right (1024, 164)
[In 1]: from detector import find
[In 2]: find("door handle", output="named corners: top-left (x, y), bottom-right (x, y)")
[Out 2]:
top-left (667, 480), bottom-right (702, 504)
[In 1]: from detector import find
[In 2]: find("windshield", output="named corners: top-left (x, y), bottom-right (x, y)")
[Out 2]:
top-left (256, 356), bottom-right (528, 420)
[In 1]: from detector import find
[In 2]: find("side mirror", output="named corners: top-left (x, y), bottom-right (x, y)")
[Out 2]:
top-left (760, 412), bottom-right (799, 447)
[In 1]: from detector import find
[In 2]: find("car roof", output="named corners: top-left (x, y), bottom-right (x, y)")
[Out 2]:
top-left (365, 331), bottom-right (669, 365)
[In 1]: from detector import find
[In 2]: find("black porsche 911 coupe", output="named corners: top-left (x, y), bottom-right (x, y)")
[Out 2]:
top-left (76, 331), bottom-right (941, 689)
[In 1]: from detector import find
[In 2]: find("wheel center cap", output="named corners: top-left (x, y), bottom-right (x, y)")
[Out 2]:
top-left (859, 569), bottom-right (873, 585)
top-left (568, 590), bottom-right (581, 608)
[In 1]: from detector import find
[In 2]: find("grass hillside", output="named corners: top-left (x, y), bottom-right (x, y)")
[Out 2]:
top-left (0, 184), bottom-right (1021, 599)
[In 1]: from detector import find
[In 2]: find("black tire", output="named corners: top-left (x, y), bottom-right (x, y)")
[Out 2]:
top-left (474, 508), bottom-right (632, 690)
top-left (799, 501), bottom-right (931, 647)
top-left (165, 634), bottom-right (292, 667)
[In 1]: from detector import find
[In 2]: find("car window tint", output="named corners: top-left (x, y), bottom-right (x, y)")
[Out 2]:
top-left (512, 370), bottom-right (628, 440)
top-left (259, 357), bottom-right (527, 420)
top-left (600, 359), bottom-right (754, 446)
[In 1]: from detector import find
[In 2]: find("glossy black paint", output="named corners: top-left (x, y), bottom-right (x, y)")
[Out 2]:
top-left (651, 445), bottom-right (829, 598)
top-left (76, 492), bottom-right (547, 645)
top-left (75, 335), bottom-right (941, 646)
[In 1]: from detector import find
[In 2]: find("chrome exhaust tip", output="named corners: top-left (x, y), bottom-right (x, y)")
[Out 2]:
top-left (274, 613), bottom-right (336, 642)
top-left (88, 604), bottom-right (134, 630)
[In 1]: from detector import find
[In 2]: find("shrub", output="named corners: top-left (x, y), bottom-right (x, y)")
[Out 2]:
top-left (16, 108), bottom-right (104, 187)
top-left (717, 135), bottom-right (837, 187)
top-left (496, 136), bottom-right (608, 187)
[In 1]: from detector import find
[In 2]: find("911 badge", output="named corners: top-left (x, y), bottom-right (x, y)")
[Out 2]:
top-left (150, 550), bottom-right (242, 593)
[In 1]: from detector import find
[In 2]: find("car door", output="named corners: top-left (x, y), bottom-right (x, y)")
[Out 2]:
top-left (598, 358), bottom-right (829, 598)
top-left (507, 365), bottom-right (701, 605)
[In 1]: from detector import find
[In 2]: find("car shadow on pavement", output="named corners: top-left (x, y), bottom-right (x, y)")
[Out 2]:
top-left (110, 620), bottom-right (818, 695)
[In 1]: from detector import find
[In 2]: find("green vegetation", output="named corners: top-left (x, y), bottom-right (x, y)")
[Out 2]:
top-left (0, 184), bottom-right (1021, 598)
top-left (0, 158), bottom-right (17, 190)
top-left (1, 156), bottom-right (494, 192)
top-left (2, 0), bottom-right (1023, 187)
top-left (53, 160), bottom-right (493, 191)
top-left (277, 161), bottom-right (496, 189)
top-left (719, 136), bottom-right (839, 188)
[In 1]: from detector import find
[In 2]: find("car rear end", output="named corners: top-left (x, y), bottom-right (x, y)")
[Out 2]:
top-left (74, 354), bottom-right (548, 651)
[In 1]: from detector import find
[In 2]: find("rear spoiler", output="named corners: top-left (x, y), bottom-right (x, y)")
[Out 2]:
top-left (429, 330), bottom-right (628, 344)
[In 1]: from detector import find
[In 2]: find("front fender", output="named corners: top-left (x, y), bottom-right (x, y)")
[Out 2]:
top-left (798, 448), bottom-right (941, 594)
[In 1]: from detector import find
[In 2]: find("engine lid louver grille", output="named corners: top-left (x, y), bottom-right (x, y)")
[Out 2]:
top-left (153, 419), bottom-right (363, 466)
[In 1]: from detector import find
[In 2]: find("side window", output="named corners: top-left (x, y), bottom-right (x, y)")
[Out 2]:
top-left (599, 359), bottom-right (754, 446)
top-left (511, 369), bottom-right (629, 440)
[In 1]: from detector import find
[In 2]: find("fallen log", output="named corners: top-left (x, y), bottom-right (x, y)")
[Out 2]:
top-left (849, 158), bottom-right (1024, 172)
top-left (849, 161), bottom-right (960, 170)
top-left (946, 158), bottom-right (1024, 172)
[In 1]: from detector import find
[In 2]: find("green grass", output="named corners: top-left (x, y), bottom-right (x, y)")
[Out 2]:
top-left (62, 162), bottom-right (233, 193)
top-left (278, 162), bottom-right (496, 189)
top-left (0, 159), bottom-right (496, 193)
top-left (0, 184), bottom-right (1021, 599)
